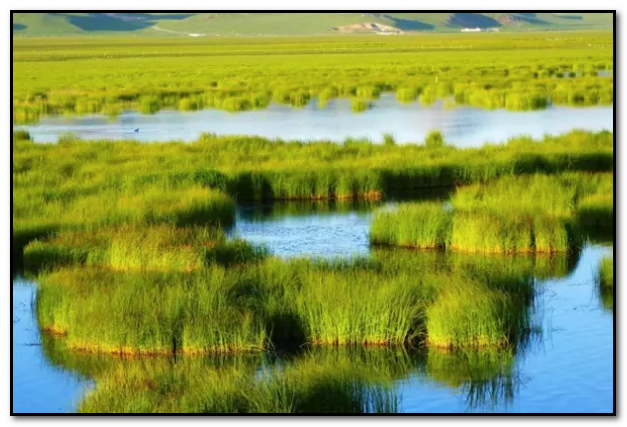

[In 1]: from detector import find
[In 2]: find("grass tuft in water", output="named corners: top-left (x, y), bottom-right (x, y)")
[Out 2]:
top-left (23, 225), bottom-right (266, 273)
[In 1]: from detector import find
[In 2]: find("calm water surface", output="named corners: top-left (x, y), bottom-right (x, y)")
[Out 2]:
top-left (15, 98), bottom-right (613, 147)
top-left (12, 281), bottom-right (92, 413)
top-left (12, 201), bottom-right (614, 413)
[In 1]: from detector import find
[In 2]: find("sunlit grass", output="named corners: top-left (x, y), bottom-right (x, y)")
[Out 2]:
top-left (371, 172), bottom-right (612, 253)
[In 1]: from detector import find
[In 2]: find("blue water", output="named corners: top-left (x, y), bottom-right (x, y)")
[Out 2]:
top-left (14, 98), bottom-right (613, 148)
top-left (12, 281), bottom-right (92, 413)
top-left (12, 202), bottom-right (614, 413)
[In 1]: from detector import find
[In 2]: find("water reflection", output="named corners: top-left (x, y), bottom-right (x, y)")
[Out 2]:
top-left (40, 334), bottom-right (530, 413)
top-left (15, 99), bottom-right (613, 147)
top-left (12, 200), bottom-right (614, 413)
top-left (12, 280), bottom-right (91, 413)
top-left (425, 348), bottom-right (519, 411)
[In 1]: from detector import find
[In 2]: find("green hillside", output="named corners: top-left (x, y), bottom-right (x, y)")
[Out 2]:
top-left (12, 12), bottom-right (614, 37)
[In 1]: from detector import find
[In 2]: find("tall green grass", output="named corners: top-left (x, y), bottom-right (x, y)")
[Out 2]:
top-left (371, 203), bottom-right (451, 249)
top-left (36, 253), bottom-right (538, 353)
top-left (13, 130), bottom-right (613, 213)
top-left (13, 131), bottom-right (612, 265)
top-left (371, 172), bottom-right (613, 253)
top-left (23, 225), bottom-right (266, 273)
top-left (13, 184), bottom-right (235, 263)
top-left (13, 33), bottom-right (612, 122)
top-left (425, 277), bottom-right (535, 349)
top-left (36, 267), bottom-right (268, 355)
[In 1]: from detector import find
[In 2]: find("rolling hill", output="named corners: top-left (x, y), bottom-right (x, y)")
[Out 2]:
top-left (12, 12), bottom-right (614, 37)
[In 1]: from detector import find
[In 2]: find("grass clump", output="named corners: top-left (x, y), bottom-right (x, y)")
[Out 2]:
top-left (13, 33), bottom-right (612, 122)
top-left (287, 268), bottom-right (425, 346)
top-left (34, 246), bottom-right (540, 355)
top-left (382, 133), bottom-right (396, 146)
top-left (23, 225), bottom-right (266, 273)
top-left (13, 129), bottom-right (31, 142)
top-left (350, 98), bottom-right (371, 113)
top-left (13, 185), bottom-right (236, 261)
top-left (424, 275), bottom-right (535, 349)
top-left (36, 267), bottom-right (268, 355)
top-left (425, 130), bottom-right (445, 149)
top-left (370, 203), bottom-right (451, 249)
top-left (599, 257), bottom-right (614, 289)
top-left (371, 173), bottom-right (607, 253)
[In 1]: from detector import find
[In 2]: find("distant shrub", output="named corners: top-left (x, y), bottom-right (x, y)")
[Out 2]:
top-left (425, 130), bottom-right (445, 149)
top-left (13, 130), bottom-right (31, 142)
top-left (58, 133), bottom-right (80, 144)
top-left (382, 133), bottom-right (396, 146)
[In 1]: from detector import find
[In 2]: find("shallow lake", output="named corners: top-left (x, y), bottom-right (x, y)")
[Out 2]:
top-left (12, 201), bottom-right (614, 413)
top-left (14, 97), bottom-right (613, 147)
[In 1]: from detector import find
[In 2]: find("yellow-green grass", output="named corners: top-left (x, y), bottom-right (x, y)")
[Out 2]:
top-left (12, 33), bottom-right (612, 122)
top-left (36, 253), bottom-right (537, 353)
top-left (36, 267), bottom-right (268, 355)
top-left (13, 184), bottom-right (235, 264)
top-left (371, 172), bottom-right (613, 253)
top-left (12, 130), bottom-right (613, 214)
top-left (12, 129), bottom-right (31, 141)
top-left (23, 225), bottom-right (266, 273)
top-left (424, 275), bottom-right (535, 349)
top-left (12, 130), bottom-right (612, 268)
top-left (76, 347), bottom-right (406, 414)
top-left (370, 203), bottom-right (451, 249)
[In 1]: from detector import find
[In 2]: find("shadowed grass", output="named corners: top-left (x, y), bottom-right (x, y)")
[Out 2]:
top-left (13, 185), bottom-right (236, 263)
top-left (13, 129), bottom-right (31, 141)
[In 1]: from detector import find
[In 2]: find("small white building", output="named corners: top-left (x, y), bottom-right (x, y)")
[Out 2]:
top-left (461, 27), bottom-right (482, 32)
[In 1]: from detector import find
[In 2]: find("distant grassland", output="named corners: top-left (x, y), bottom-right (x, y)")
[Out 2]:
top-left (12, 32), bottom-right (613, 122)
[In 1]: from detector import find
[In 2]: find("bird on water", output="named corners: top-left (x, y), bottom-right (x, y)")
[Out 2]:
top-left (134, 128), bottom-right (139, 133)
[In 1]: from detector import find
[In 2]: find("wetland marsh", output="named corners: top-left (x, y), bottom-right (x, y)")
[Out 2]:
top-left (12, 31), bottom-right (614, 414)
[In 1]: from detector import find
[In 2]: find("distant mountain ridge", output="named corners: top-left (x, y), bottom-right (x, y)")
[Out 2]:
top-left (12, 12), bottom-right (613, 37)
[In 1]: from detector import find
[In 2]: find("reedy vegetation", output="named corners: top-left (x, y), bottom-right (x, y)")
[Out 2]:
top-left (32, 233), bottom-right (547, 354)
top-left (12, 129), bottom-right (613, 259)
top-left (12, 33), bottom-right (612, 123)
top-left (371, 172), bottom-right (613, 253)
